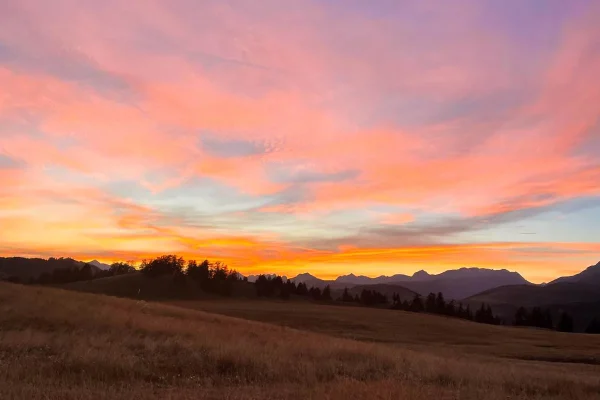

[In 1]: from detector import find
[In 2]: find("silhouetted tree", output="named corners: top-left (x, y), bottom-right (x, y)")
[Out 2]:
top-left (281, 280), bottom-right (296, 299)
top-left (446, 300), bottom-right (456, 317)
top-left (514, 307), bottom-right (528, 326)
top-left (465, 305), bottom-right (473, 320)
top-left (141, 255), bottom-right (185, 277)
top-left (425, 293), bottom-right (437, 313)
top-left (543, 309), bottom-right (554, 330)
top-left (309, 287), bottom-right (322, 301)
top-left (359, 289), bottom-right (387, 306)
top-left (109, 262), bottom-right (136, 276)
top-left (209, 261), bottom-right (238, 296)
top-left (342, 288), bottom-right (354, 302)
top-left (409, 294), bottom-right (424, 312)
top-left (255, 275), bottom-right (273, 297)
top-left (474, 303), bottom-right (499, 325)
top-left (322, 285), bottom-right (332, 302)
top-left (557, 312), bottom-right (574, 333)
top-left (436, 292), bottom-right (446, 314)
top-left (187, 260), bottom-right (210, 288)
top-left (514, 307), bottom-right (552, 329)
top-left (296, 282), bottom-right (308, 296)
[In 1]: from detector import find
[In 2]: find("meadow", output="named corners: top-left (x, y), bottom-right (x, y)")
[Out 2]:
top-left (1, 282), bottom-right (600, 399)
top-left (171, 299), bottom-right (600, 364)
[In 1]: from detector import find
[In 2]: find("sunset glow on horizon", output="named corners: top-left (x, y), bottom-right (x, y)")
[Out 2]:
top-left (1, 0), bottom-right (599, 283)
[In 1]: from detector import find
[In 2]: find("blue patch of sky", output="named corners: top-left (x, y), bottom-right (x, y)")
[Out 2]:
top-left (266, 161), bottom-right (359, 184)
top-left (0, 153), bottom-right (24, 169)
top-left (199, 135), bottom-right (268, 158)
top-left (110, 178), bottom-right (250, 210)
top-left (456, 196), bottom-right (600, 244)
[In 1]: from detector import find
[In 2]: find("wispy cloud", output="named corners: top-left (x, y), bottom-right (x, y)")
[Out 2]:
top-left (0, 0), bottom-right (599, 282)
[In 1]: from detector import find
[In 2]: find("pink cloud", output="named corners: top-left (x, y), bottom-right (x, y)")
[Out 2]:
top-left (0, 0), bottom-right (599, 282)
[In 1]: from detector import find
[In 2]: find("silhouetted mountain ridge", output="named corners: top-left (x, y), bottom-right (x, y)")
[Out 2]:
top-left (0, 257), bottom-right (103, 281)
top-left (89, 260), bottom-right (111, 271)
top-left (550, 262), bottom-right (600, 285)
top-left (287, 267), bottom-right (530, 299)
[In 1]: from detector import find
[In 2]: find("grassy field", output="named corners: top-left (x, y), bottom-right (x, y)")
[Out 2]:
top-left (2, 282), bottom-right (600, 399)
top-left (171, 299), bottom-right (600, 363)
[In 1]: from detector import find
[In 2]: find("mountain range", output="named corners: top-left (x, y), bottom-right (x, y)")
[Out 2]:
top-left (464, 261), bottom-right (600, 331)
top-left (467, 261), bottom-right (600, 306)
top-left (2, 256), bottom-right (600, 331)
top-left (290, 267), bottom-right (531, 300)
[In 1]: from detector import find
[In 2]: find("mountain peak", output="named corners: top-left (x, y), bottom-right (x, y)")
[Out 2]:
top-left (291, 272), bottom-right (319, 282)
top-left (412, 270), bottom-right (431, 279)
top-left (88, 260), bottom-right (111, 271)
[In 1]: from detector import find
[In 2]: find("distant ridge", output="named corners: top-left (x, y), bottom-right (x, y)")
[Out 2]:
top-left (0, 257), bottom-right (103, 281)
top-left (89, 260), bottom-right (111, 271)
top-left (550, 262), bottom-right (600, 285)
top-left (4, 255), bottom-right (598, 303)
top-left (287, 267), bottom-right (530, 299)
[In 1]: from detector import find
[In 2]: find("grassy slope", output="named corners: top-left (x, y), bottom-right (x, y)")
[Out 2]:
top-left (465, 282), bottom-right (600, 330)
top-left (171, 299), bottom-right (600, 363)
top-left (466, 282), bottom-right (600, 307)
top-left (341, 283), bottom-right (417, 301)
top-left (2, 283), bottom-right (600, 399)
top-left (62, 272), bottom-right (256, 300)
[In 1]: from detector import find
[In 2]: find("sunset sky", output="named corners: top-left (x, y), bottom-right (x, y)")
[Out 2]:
top-left (1, 1), bottom-right (599, 283)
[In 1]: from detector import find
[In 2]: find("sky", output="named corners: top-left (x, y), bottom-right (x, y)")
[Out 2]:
top-left (0, 0), bottom-right (599, 283)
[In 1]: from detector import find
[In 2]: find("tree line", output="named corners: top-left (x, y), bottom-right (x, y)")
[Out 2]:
top-left (0, 257), bottom-right (137, 285)
top-left (4, 255), bottom-right (600, 334)
top-left (34, 261), bottom-right (136, 284)
top-left (254, 275), bottom-right (333, 301)
top-left (140, 255), bottom-right (243, 296)
top-left (390, 292), bottom-right (501, 325)
top-left (511, 306), bottom-right (600, 333)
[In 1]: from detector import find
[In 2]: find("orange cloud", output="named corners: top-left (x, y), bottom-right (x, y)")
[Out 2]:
top-left (1, 0), bottom-right (599, 285)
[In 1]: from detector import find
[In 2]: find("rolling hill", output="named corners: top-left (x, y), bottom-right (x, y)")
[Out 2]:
top-left (63, 272), bottom-right (257, 300)
top-left (550, 262), bottom-right (600, 285)
top-left (337, 283), bottom-right (418, 302)
top-left (0, 257), bottom-right (102, 281)
top-left (3, 281), bottom-right (600, 399)
top-left (467, 282), bottom-right (600, 308)
top-left (466, 281), bottom-right (600, 331)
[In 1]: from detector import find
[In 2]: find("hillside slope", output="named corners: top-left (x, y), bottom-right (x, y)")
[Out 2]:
top-left (2, 282), bottom-right (600, 399)
top-left (467, 282), bottom-right (600, 307)
top-left (63, 272), bottom-right (257, 300)
top-left (342, 283), bottom-right (417, 302)
top-left (466, 282), bottom-right (600, 330)
top-left (551, 262), bottom-right (600, 285)
top-left (0, 257), bottom-right (102, 281)
top-left (398, 272), bottom-right (530, 300)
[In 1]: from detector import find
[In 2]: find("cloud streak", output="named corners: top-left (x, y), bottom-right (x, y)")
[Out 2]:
top-left (0, 0), bottom-right (599, 282)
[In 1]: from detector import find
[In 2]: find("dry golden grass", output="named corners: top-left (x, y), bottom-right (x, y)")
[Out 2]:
top-left (2, 282), bottom-right (600, 399)
top-left (172, 299), bottom-right (600, 363)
